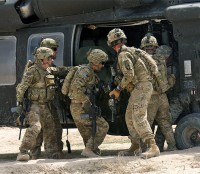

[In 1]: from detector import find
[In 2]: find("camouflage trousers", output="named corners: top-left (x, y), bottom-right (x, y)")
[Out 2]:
top-left (30, 103), bottom-right (63, 158)
top-left (70, 103), bottom-right (109, 150)
top-left (19, 102), bottom-right (59, 157)
top-left (126, 81), bottom-right (154, 143)
top-left (147, 93), bottom-right (175, 148)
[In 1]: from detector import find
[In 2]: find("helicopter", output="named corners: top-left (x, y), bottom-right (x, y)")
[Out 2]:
top-left (0, 0), bottom-right (200, 150)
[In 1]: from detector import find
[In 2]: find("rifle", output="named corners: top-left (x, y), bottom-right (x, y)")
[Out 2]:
top-left (17, 113), bottom-right (25, 140)
top-left (108, 66), bottom-right (117, 122)
top-left (18, 92), bottom-right (31, 140)
top-left (54, 75), bottom-right (71, 153)
top-left (81, 87), bottom-right (101, 149)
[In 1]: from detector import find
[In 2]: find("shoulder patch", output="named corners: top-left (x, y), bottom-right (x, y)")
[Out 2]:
top-left (78, 67), bottom-right (91, 79)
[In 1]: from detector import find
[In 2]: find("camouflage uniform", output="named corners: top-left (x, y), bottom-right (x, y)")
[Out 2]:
top-left (107, 28), bottom-right (160, 158)
top-left (66, 49), bottom-right (109, 157)
top-left (117, 46), bottom-right (155, 143)
top-left (16, 47), bottom-right (62, 161)
top-left (141, 38), bottom-right (176, 151)
top-left (30, 38), bottom-right (68, 159)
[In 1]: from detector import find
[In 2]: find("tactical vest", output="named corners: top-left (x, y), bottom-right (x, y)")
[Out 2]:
top-left (27, 64), bottom-right (56, 103)
top-left (68, 65), bottom-right (99, 101)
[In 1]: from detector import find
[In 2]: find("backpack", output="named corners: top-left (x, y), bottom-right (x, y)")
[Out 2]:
top-left (122, 47), bottom-right (158, 78)
top-left (24, 60), bottom-right (34, 73)
top-left (61, 66), bottom-right (80, 95)
top-left (122, 47), bottom-right (167, 93)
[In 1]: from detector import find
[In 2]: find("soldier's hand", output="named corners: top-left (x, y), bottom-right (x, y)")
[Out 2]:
top-left (47, 67), bottom-right (58, 75)
top-left (109, 89), bottom-right (120, 99)
top-left (167, 74), bottom-right (176, 88)
top-left (160, 84), bottom-right (170, 93)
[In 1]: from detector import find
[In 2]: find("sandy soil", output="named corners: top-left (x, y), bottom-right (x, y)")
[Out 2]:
top-left (0, 127), bottom-right (200, 174)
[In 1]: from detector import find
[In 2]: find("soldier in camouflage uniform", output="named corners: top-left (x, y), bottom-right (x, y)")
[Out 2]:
top-left (66, 49), bottom-right (109, 157)
top-left (16, 47), bottom-right (63, 161)
top-left (30, 38), bottom-right (65, 160)
top-left (140, 35), bottom-right (176, 151)
top-left (107, 28), bottom-right (160, 158)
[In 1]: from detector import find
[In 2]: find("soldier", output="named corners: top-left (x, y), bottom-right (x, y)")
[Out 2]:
top-left (30, 38), bottom-right (65, 160)
top-left (107, 28), bottom-right (160, 158)
top-left (16, 47), bottom-right (63, 161)
top-left (140, 35), bottom-right (176, 151)
top-left (66, 49), bottom-right (109, 157)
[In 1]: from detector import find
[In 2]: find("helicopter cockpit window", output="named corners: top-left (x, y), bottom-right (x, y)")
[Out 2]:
top-left (0, 36), bottom-right (16, 86)
top-left (27, 32), bottom-right (64, 66)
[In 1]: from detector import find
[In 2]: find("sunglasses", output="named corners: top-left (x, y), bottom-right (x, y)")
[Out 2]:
top-left (101, 61), bottom-right (106, 65)
top-left (52, 47), bottom-right (57, 51)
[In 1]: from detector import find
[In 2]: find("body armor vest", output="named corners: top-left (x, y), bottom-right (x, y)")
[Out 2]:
top-left (27, 65), bottom-right (56, 102)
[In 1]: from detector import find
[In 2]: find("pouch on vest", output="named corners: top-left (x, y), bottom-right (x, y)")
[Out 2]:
top-left (45, 74), bottom-right (56, 87)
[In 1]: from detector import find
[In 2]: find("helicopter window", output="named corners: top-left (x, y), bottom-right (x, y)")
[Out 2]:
top-left (0, 36), bottom-right (16, 86)
top-left (27, 32), bottom-right (64, 66)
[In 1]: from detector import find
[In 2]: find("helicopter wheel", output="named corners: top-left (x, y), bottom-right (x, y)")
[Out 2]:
top-left (175, 113), bottom-right (200, 150)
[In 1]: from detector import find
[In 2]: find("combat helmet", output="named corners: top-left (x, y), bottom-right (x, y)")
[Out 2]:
top-left (155, 45), bottom-right (172, 58)
top-left (87, 49), bottom-right (108, 65)
top-left (107, 28), bottom-right (127, 47)
top-left (40, 38), bottom-right (58, 50)
top-left (140, 35), bottom-right (158, 49)
top-left (34, 47), bottom-right (54, 61)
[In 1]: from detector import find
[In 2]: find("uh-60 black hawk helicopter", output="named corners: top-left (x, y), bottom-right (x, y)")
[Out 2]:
top-left (0, 0), bottom-right (200, 150)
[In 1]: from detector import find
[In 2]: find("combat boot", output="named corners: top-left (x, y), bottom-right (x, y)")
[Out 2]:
top-left (52, 151), bottom-right (65, 159)
top-left (141, 139), bottom-right (160, 159)
top-left (81, 147), bottom-right (100, 158)
top-left (118, 142), bottom-right (142, 156)
top-left (17, 152), bottom-right (30, 161)
top-left (167, 144), bottom-right (177, 151)
top-left (165, 132), bottom-right (177, 151)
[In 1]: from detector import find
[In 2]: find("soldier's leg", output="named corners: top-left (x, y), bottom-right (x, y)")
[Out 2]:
top-left (86, 117), bottom-right (109, 151)
top-left (30, 130), bottom-right (43, 159)
top-left (155, 127), bottom-right (165, 152)
top-left (118, 102), bottom-right (142, 156)
top-left (41, 104), bottom-right (63, 159)
top-left (129, 82), bottom-right (160, 158)
top-left (156, 94), bottom-right (176, 151)
top-left (50, 103), bottom-right (63, 153)
top-left (70, 103), bottom-right (91, 146)
top-left (140, 94), bottom-right (159, 152)
top-left (17, 104), bottom-right (42, 161)
top-left (147, 94), bottom-right (159, 127)
top-left (70, 103), bottom-right (98, 157)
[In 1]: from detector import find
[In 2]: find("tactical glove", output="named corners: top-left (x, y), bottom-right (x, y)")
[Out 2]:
top-left (46, 67), bottom-right (58, 75)
top-left (109, 89), bottom-right (120, 100)
top-left (167, 74), bottom-right (176, 88)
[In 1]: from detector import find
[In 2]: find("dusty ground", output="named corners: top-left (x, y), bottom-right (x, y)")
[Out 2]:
top-left (0, 127), bottom-right (200, 174)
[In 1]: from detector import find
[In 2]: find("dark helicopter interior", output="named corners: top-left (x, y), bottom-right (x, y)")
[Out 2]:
top-left (73, 19), bottom-right (179, 135)
top-left (77, 19), bottom-right (179, 70)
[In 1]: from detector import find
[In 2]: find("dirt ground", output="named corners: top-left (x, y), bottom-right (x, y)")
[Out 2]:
top-left (0, 127), bottom-right (200, 174)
